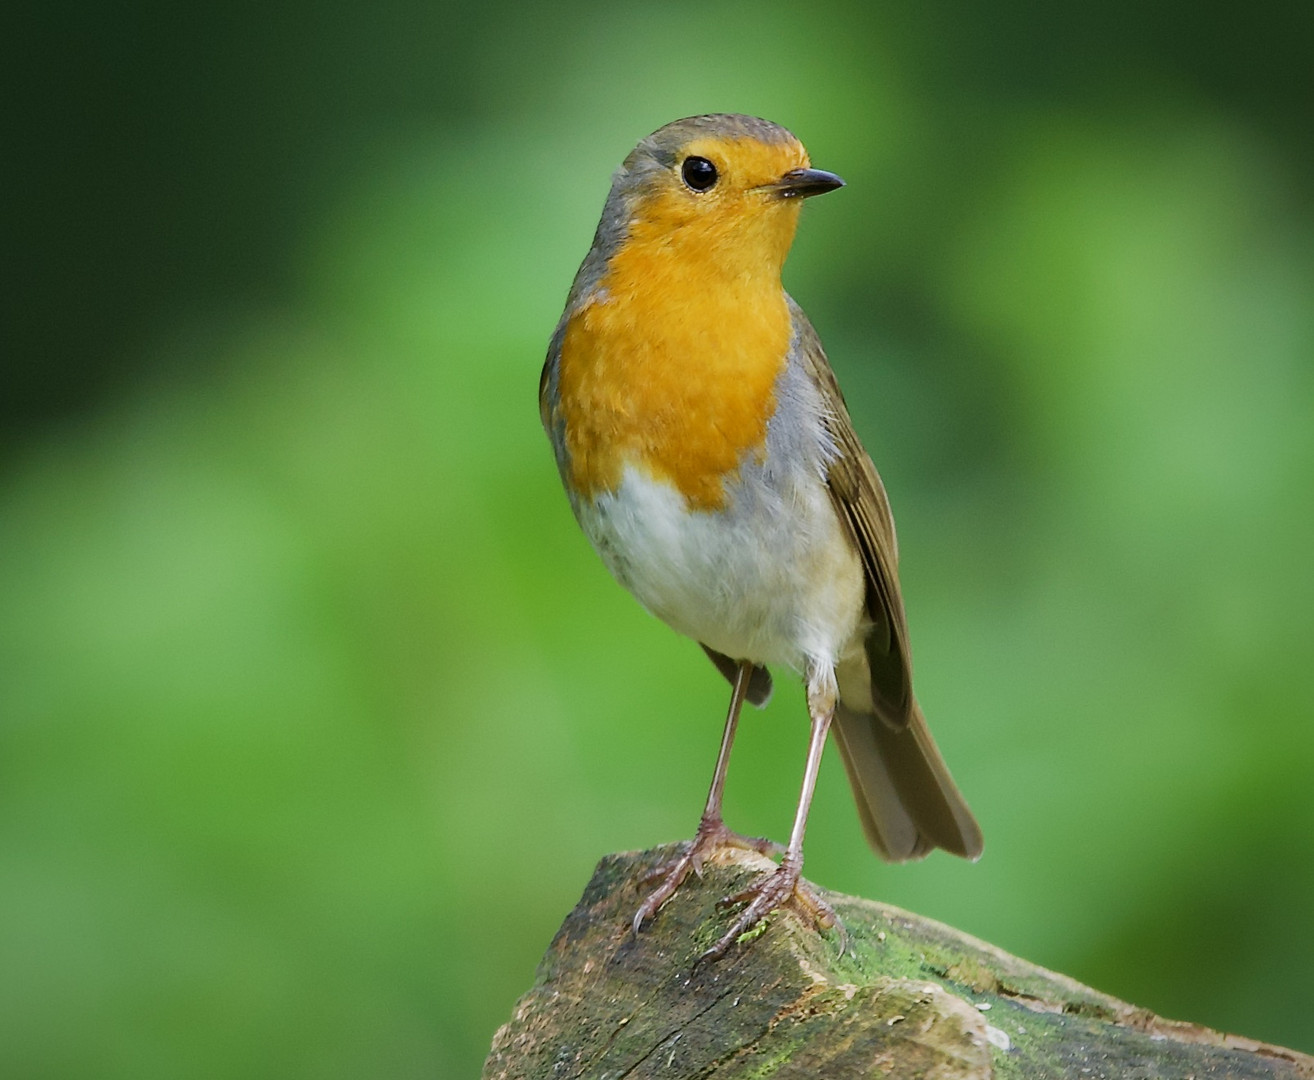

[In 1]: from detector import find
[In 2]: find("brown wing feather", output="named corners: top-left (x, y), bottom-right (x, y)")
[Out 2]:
top-left (788, 299), bottom-right (914, 731)
top-left (788, 298), bottom-right (982, 861)
top-left (700, 645), bottom-right (773, 707)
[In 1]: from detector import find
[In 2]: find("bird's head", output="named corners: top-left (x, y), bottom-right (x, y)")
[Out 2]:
top-left (594, 114), bottom-right (844, 285)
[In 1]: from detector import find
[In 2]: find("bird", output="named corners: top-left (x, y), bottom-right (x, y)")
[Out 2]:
top-left (539, 113), bottom-right (982, 960)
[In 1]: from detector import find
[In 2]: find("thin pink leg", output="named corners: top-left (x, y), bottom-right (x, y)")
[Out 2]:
top-left (633, 661), bottom-right (782, 933)
top-left (701, 663), bottom-right (842, 961)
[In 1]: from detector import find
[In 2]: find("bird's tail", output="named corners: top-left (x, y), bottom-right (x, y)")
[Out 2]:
top-left (830, 700), bottom-right (983, 862)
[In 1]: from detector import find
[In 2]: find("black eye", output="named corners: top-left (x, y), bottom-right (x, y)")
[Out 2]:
top-left (681, 156), bottom-right (718, 192)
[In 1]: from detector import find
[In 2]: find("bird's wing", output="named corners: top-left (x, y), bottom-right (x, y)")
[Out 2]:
top-left (787, 297), bottom-right (914, 730)
top-left (700, 645), bottom-right (773, 707)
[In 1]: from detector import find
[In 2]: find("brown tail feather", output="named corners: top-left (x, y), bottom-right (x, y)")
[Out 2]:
top-left (831, 701), bottom-right (983, 862)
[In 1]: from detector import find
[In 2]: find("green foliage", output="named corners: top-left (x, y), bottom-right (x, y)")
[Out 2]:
top-left (2, 2), bottom-right (1312, 1076)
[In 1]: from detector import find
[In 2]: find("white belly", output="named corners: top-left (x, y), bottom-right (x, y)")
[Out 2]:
top-left (576, 462), bottom-right (865, 672)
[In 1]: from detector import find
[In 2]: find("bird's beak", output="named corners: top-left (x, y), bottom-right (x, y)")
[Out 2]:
top-left (768, 167), bottom-right (845, 199)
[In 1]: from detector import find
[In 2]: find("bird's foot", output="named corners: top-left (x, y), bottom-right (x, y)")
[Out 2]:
top-left (700, 854), bottom-right (843, 963)
top-left (633, 818), bottom-right (783, 934)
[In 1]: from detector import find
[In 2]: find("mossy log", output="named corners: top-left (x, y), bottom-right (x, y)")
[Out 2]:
top-left (483, 845), bottom-right (1313, 1080)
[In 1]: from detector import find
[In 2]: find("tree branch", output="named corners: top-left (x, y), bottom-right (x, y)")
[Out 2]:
top-left (484, 846), bottom-right (1313, 1079)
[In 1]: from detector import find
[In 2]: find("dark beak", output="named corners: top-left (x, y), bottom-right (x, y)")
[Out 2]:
top-left (771, 167), bottom-right (845, 199)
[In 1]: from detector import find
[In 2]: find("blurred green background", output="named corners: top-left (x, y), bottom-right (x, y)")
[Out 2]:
top-left (3, 1), bottom-right (1312, 1075)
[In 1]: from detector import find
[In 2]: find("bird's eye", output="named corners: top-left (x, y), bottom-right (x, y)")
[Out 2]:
top-left (680, 156), bottom-right (718, 192)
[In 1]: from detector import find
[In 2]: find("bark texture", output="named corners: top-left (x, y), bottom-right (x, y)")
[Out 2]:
top-left (484, 846), bottom-right (1313, 1080)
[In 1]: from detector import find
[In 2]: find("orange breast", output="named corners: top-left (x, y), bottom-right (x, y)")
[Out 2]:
top-left (556, 235), bottom-right (792, 512)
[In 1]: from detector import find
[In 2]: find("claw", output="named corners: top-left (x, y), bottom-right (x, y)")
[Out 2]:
top-left (698, 858), bottom-right (843, 962)
top-left (632, 823), bottom-right (782, 934)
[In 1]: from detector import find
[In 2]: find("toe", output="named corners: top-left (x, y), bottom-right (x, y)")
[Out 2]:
top-left (700, 862), bottom-right (844, 960)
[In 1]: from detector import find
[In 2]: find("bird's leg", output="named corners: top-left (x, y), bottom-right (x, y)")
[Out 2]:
top-left (633, 660), bottom-right (782, 934)
top-left (701, 662), bottom-right (842, 961)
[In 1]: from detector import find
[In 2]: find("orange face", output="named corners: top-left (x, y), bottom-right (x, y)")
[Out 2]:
top-left (555, 133), bottom-right (813, 510)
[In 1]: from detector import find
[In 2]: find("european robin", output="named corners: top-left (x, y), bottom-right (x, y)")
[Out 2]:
top-left (540, 114), bottom-right (982, 959)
